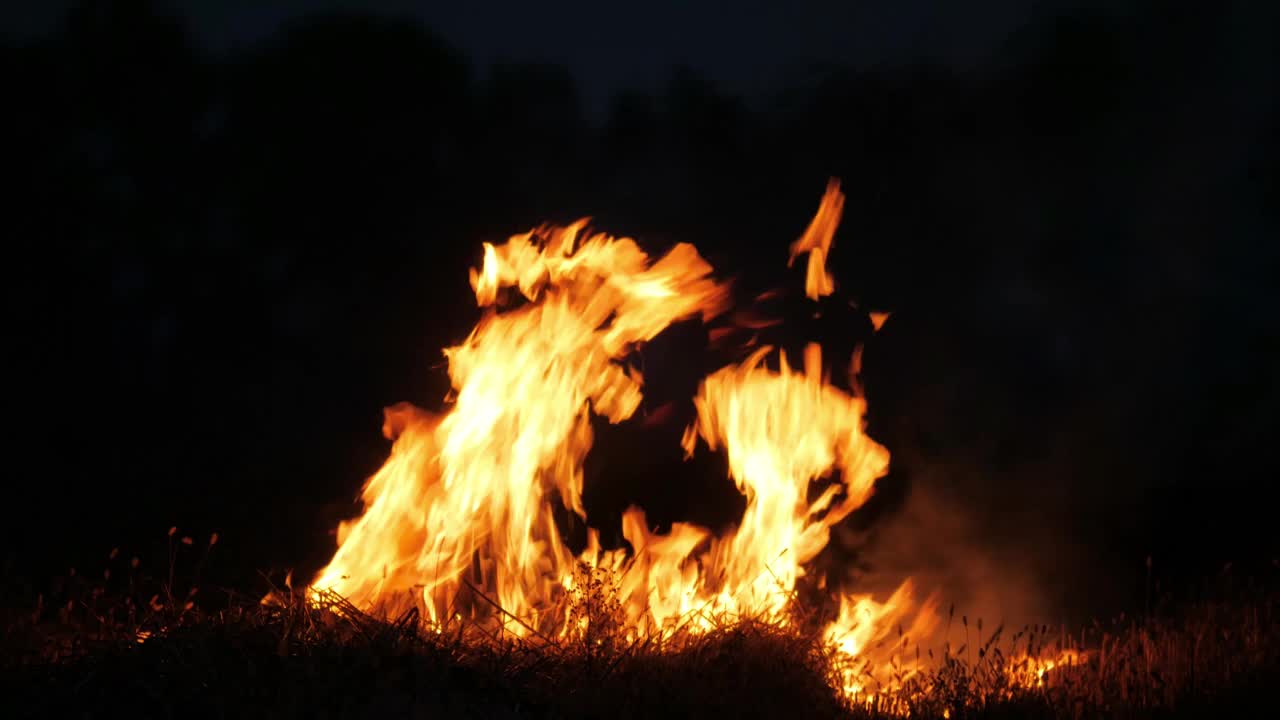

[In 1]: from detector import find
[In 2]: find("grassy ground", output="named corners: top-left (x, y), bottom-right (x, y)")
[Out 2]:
top-left (2, 534), bottom-right (1276, 719)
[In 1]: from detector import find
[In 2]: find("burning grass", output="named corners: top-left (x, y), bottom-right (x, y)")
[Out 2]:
top-left (3, 537), bottom-right (1277, 719)
top-left (300, 180), bottom-right (945, 688)
top-left (7, 181), bottom-right (1278, 716)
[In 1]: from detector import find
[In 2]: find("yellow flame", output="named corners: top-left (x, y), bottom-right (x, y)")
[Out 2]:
top-left (316, 221), bottom-right (729, 633)
top-left (307, 178), bottom-right (1060, 706)
top-left (788, 178), bottom-right (844, 300)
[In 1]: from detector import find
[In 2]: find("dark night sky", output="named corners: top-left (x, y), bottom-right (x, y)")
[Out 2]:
top-left (7, 0), bottom-right (1130, 115)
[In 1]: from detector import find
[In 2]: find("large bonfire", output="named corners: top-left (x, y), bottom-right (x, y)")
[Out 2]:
top-left (308, 180), bottom-right (969, 701)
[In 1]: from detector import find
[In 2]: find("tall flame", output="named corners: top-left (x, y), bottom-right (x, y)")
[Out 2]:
top-left (788, 178), bottom-right (844, 300)
top-left (311, 180), bottom-right (935, 701)
top-left (315, 220), bottom-right (729, 632)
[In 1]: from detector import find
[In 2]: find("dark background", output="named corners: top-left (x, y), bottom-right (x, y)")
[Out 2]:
top-left (4, 0), bottom-right (1277, 623)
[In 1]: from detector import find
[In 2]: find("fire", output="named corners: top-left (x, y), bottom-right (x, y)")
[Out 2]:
top-left (788, 178), bottom-right (844, 300)
top-left (314, 220), bottom-right (729, 632)
top-left (674, 341), bottom-right (900, 628)
top-left (1006, 649), bottom-right (1088, 688)
top-left (306, 178), bottom-right (1063, 706)
top-left (825, 581), bottom-right (939, 697)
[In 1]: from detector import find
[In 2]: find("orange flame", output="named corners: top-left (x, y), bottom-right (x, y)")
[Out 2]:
top-left (1006, 649), bottom-right (1088, 688)
top-left (788, 178), bottom-right (845, 300)
top-left (307, 179), bottom-right (1063, 706)
top-left (315, 221), bottom-right (729, 633)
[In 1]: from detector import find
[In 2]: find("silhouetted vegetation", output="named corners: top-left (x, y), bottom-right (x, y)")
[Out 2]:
top-left (2, 535), bottom-right (1276, 719)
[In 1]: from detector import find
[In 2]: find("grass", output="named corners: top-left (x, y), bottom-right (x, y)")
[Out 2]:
top-left (2, 531), bottom-right (1276, 719)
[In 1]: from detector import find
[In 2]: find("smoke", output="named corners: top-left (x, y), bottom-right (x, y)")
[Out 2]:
top-left (816, 304), bottom-right (1104, 634)
top-left (833, 473), bottom-right (1055, 641)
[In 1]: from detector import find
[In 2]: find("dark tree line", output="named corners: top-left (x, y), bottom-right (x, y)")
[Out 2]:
top-left (4, 0), bottom-right (1277, 616)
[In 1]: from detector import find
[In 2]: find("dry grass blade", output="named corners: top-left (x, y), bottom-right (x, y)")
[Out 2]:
top-left (459, 577), bottom-right (553, 646)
